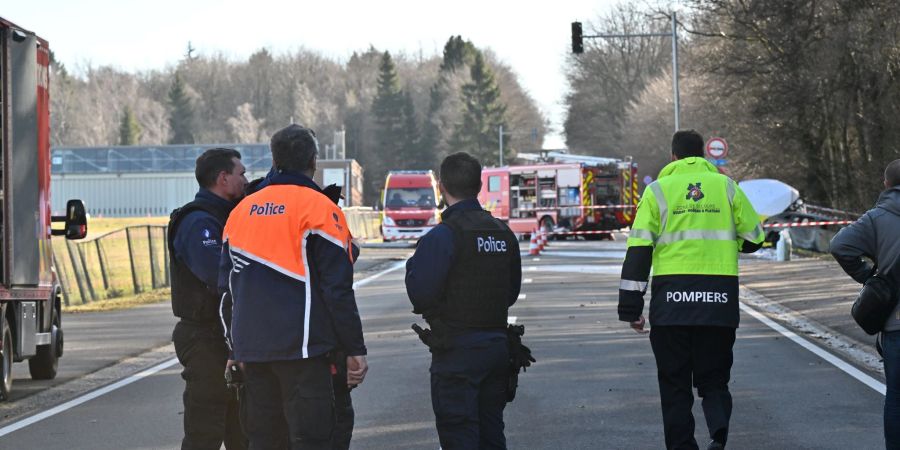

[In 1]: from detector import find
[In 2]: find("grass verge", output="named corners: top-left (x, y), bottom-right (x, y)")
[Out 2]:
top-left (63, 288), bottom-right (170, 313)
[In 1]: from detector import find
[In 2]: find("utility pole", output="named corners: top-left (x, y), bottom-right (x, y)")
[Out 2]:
top-left (499, 125), bottom-right (504, 166)
top-left (572, 12), bottom-right (681, 131)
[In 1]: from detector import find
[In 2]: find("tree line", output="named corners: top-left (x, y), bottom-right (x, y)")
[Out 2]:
top-left (50, 37), bottom-right (546, 204)
top-left (564, 1), bottom-right (900, 211)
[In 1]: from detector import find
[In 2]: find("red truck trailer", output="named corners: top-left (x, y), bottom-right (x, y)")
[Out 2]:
top-left (478, 158), bottom-right (638, 237)
top-left (0, 17), bottom-right (88, 400)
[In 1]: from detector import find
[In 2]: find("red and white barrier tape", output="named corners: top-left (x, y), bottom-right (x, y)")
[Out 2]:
top-left (763, 220), bottom-right (855, 228)
top-left (515, 204), bottom-right (636, 213)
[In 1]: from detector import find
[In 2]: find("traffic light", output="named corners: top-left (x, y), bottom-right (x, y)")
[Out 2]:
top-left (571, 21), bottom-right (584, 54)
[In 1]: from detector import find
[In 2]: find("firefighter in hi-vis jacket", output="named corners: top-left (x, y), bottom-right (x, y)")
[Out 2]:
top-left (617, 130), bottom-right (764, 450)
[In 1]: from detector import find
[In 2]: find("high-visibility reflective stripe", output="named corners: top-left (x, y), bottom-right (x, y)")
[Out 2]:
top-left (656, 229), bottom-right (736, 246)
top-left (649, 182), bottom-right (667, 232)
top-left (620, 279), bottom-right (648, 292)
top-left (230, 245), bottom-right (307, 282)
top-left (629, 228), bottom-right (656, 242)
top-left (739, 224), bottom-right (765, 243)
top-left (309, 229), bottom-right (347, 250)
top-left (726, 179), bottom-right (736, 206)
top-left (300, 231), bottom-right (313, 359)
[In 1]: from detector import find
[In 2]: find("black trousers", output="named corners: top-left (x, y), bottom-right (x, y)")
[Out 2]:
top-left (649, 326), bottom-right (736, 450)
top-left (330, 355), bottom-right (355, 450)
top-left (430, 335), bottom-right (509, 450)
top-left (173, 320), bottom-right (247, 450)
top-left (242, 357), bottom-right (335, 450)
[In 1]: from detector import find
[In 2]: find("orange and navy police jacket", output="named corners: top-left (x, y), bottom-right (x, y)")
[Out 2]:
top-left (218, 170), bottom-right (366, 362)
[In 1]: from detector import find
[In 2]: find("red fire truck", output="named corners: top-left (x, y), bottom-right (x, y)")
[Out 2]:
top-left (478, 156), bottom-right (638, 237)
top-left (0, 17), bottom-right (88, 400)
top-left (380, 170), bottom-right (441, 241)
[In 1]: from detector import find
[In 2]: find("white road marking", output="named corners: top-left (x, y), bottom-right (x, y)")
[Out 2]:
top-left (0, 262), bottom-right (408, 437)
top-left (739, 302), bottom-right (886, 395)
top-left (527, 264), bottom-right (621, 274)
top-left (533, 257), bottom-right (541, 261)
top-left (508, 316), bottom-right (518, 324)
top-left (539, 250), bottom-right (627, 259)
top-left (0, 357), bottom-right (180, 438)
top-left (517, 294), bottom-right (526, 300)
top-left (523, 278), bottom-right (533, 284)
top-left (353, 260), bottom-right (407, 289)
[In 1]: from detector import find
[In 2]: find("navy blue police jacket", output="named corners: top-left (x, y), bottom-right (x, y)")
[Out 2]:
top-left (405, 199), bottom-right (522, 345)
top-left (173, 189), bottom-right (235, 296)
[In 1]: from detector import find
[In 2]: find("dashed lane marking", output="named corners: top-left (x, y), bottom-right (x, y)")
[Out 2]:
top-left (523, 278), bottom-right (533, 283)
top-left (517, 294), bottom-right (526, 300)
top-left (508, 316), bottom-right (518, 325)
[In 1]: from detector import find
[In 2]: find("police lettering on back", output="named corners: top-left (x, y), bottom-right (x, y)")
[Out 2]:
top-left (476, 235), bottom-right (507, 253)
top-left (249, 202), bottom-right (285, 216)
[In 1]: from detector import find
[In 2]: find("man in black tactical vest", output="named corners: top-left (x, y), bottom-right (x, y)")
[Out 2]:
top-left (406, 152), bottom-right (522, 449)
top-left (168, 148), bottom-right (248, 450)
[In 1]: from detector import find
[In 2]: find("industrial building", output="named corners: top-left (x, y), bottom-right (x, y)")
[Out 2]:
top-left (51, 144), bottom-right (364, 217)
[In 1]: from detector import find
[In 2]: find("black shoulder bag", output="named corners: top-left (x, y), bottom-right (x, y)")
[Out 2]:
top-left (852, 259), bottom-right (900, 335)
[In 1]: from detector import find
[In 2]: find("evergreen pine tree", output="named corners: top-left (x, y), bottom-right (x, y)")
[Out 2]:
top-left (399, 90), bottom-right (423, 168)
top-left (118, 107), bottom-right (142, 145)
top-left (168, 72), bottom-right (196, 144)
top-left (450, 52), bottom-right (508, 163)
top-left (421, 36), bottom-right (478, 164)
top-left (371, 51), bottom-right (407, 174)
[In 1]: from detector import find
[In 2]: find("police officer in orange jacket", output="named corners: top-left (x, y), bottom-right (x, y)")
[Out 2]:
top-left (219, 125), bottom-right (368, 449)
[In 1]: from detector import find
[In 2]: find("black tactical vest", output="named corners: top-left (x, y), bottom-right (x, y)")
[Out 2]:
top-left (167, 199), bottom-right (231, 323)
top-left (440, 208), bottom-right (516, 329)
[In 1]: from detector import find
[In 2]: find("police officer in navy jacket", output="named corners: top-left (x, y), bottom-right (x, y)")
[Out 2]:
top-left (168, 148), bottom-right (248, 450)
top-left (406, 152), bottom-right (522, 449)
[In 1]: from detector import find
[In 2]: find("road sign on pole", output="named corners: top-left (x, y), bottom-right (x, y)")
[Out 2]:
top-left (706, 137), bottom-right (728, 159)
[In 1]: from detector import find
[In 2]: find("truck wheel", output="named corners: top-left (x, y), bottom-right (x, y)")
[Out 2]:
top-left (0, 315), bottom-right (12, 400)
top-left (28, 307), bottom-right (60, 380)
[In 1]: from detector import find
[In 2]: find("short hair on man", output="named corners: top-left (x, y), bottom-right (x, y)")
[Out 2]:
top-left (195, 148), bottom-right (241, 189)
top-left (671, 130), bottom-right (705, 159)
top-left (270, 124), bottom-right (318, 173)
top-left (886, 159), bottom-right (900, 187)
top-left (440, 152), bottom-right (482, 199)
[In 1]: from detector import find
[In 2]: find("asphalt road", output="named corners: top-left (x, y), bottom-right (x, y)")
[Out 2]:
top-left (0, 242), bottom-right (888, 449)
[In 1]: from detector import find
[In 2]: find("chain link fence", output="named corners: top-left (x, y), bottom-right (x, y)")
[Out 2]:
top-left (52, 225), bottom-right (169, 306)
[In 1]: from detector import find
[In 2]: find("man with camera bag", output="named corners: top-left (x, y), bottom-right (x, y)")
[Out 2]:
top-left (830, 158), bottom-right (900, 449)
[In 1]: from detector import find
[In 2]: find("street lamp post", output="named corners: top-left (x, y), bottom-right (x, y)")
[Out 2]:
top-left (498, 126), bottom-right (541, 167)
top-left (573, 12), bottom-right (681, 131)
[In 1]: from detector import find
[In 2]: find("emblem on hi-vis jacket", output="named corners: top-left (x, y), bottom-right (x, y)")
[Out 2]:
top-left (686, 183), bottom-right (704, 202)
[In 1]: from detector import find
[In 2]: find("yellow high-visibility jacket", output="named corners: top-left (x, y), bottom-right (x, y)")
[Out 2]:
top-left (618, 157), bottom-right (764, 327)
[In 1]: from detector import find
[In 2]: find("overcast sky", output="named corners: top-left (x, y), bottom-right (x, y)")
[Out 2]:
top-left (4, 0), bottom-right (617, 147)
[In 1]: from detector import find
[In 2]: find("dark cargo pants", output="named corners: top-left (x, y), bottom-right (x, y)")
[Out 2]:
top-left (173, 320), bottom-right (247, 450)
